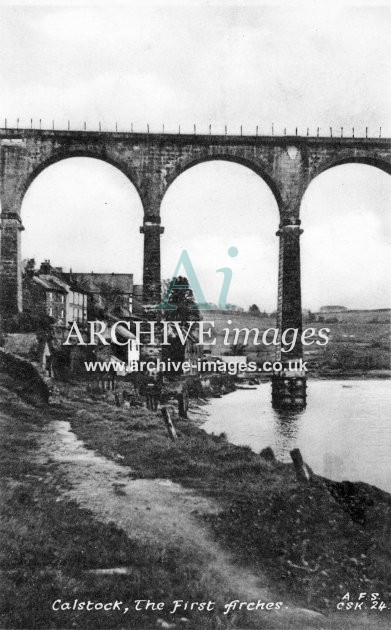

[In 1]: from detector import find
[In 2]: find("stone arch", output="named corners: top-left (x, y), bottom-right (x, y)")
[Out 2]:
top-left (20, 155), bottom-right (145, 275)
top-left (300, 161), bottom-right (391, 312)
top-left (302, 157), bottom-right (391, 221)
top-left (2, 154), bottom-right (144, 316)
top-left (158, 157), bottom-right (282, 314)
top-left (17, 150), bottom-right (145, 215)
top-left (163, 154), bottom-right (284, 213)
top-left (308, 155), bottom-right (391, 188)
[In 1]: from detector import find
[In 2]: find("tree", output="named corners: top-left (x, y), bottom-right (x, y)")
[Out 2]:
top-left (161, 276), bottom-right (200, 324)
top-left (160, 276), bottom-right (200, 369)
top-left (94, 282), bottom-right (124, 317)
top-left (249, 304), bottom-right (260, 314)
top-left (22, 258), bottom-right (36, 279)
top-left (5, 311), bottom-right (54, 333)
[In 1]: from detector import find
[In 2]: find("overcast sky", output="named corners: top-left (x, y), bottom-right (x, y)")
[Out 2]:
top-left (1, 1), bottom-right (390, 310)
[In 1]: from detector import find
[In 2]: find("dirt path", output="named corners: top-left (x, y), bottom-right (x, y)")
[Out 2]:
top-left (34, 419), bottom-right (328, 628)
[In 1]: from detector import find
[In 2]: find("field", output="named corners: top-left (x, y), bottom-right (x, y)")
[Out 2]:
top-left (204, 309), bottom-right (390, 376)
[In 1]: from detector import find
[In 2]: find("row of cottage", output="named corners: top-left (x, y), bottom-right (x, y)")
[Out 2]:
top-left (23, 260), bottom-right (143, 327)
top-left (18, 260), bottom-right (205, 379)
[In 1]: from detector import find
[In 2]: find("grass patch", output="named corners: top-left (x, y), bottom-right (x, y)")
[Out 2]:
top-left (1, 371), bottom-right (390, 628)
top-left (67, 386), bottom-right (391, 613)
top-left (0, 378), bottom-right (266, 630)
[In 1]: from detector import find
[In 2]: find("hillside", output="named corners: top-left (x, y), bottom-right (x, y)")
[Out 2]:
top-left (200, 309), bottom-right (390, 376)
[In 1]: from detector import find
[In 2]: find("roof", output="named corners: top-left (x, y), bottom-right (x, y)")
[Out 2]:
top-left (113, 324), bottom-right (137, 340)
top-left (33, 261), bottom-right (90, 294)
top-left (33, 275), bottom-right (67, 293)
top-left (64, 272), bottom-right (133, 294)
top-left (34, 273), bottom-right (89, 295)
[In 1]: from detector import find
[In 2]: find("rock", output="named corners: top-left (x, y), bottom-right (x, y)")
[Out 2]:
top-left (157, 619), bottom-right (176, 629)
top-left (260, 446), bottom-right (276, 461)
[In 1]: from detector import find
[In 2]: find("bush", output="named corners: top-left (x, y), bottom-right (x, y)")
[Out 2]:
top-left (4, 312), bottom-right (54, 333)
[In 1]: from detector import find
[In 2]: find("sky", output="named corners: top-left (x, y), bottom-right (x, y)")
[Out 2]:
top-left (1, 1), bottom-right (390, 310)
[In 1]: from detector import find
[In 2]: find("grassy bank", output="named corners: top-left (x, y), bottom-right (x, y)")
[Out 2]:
top-left (0, 374), bottom-right (273, 630)
top-left (1, 368), bottom-right (391, 629)
top-left (65, 384), bottom-right (391, 615)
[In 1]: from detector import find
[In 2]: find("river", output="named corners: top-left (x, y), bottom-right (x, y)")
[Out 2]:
top-left (202, 379), bottom-right (391, 493)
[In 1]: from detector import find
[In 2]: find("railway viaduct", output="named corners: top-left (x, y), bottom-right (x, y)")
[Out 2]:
top-left (1, 128), bottom-right (390, 392)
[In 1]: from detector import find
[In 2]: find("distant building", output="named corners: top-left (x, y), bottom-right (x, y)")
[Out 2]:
top-left (319, 305), bottom-right (348, 313)
top-left (62, 272), bottom-right (143, 318)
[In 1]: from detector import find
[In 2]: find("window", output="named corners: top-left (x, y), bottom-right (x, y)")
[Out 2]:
top-left (49, 307), bottom-right (53, 316)
top-left (61, 309), bottom-right (64, 318)
top-left (61, 294), bottom-right (65, 303)
top-left (48, 292), bottom-right (53, 301)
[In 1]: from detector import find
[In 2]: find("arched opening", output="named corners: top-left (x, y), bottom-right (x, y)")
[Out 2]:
top-left (296, 163), bottom-right (391, 485)
top-left (160, 160), bottom-right (281, 313)
top-left (301, 163), bottom-right (391, 311)
top-left (21, 157), bottom-right (144, 281)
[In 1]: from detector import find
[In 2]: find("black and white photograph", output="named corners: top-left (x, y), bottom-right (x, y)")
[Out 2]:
top-left (0, 1), bottom-right (390, 628)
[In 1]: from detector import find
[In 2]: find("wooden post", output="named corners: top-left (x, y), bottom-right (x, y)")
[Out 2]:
top-left (161, 407), bottom-right (177, 441)
top-left (177, 384), bottom-right (189, 419)
top-left (290, 448), bottom-right (310, 483)
top-left (177, 393), bottom-right (187, 419)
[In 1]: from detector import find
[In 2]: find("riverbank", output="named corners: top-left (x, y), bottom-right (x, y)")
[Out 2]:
top-left (202, 379), bottom-right (391, 492)
top-left (2, 373), bottom-right (298, 630)
top-left (308, 369), bottom-right (391, 380)
top-left (64, 382), bottom-right (391, 618)
top-left (1, 370), bottom-right (390, 629)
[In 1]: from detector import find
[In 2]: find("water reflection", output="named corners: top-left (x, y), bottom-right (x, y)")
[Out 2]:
top-left (271, 409), bottom-right (301, 461)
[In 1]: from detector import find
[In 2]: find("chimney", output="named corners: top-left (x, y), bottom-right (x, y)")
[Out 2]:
top-left (39, 260), bottom-right (51, 275)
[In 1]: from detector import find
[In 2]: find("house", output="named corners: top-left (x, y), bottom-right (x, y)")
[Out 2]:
top-left (28, 275), bottom-right (67, 325)
top-left (23, 264), bottom-right (68, 326)
top-left (62, 272), bottom-right (143, 319)
top-left (110, 323), bottom-right (140, 374)
top-left (65, 285), bottom-right (88, 324)
top-left (23, 261), bottom-right (88, 327)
